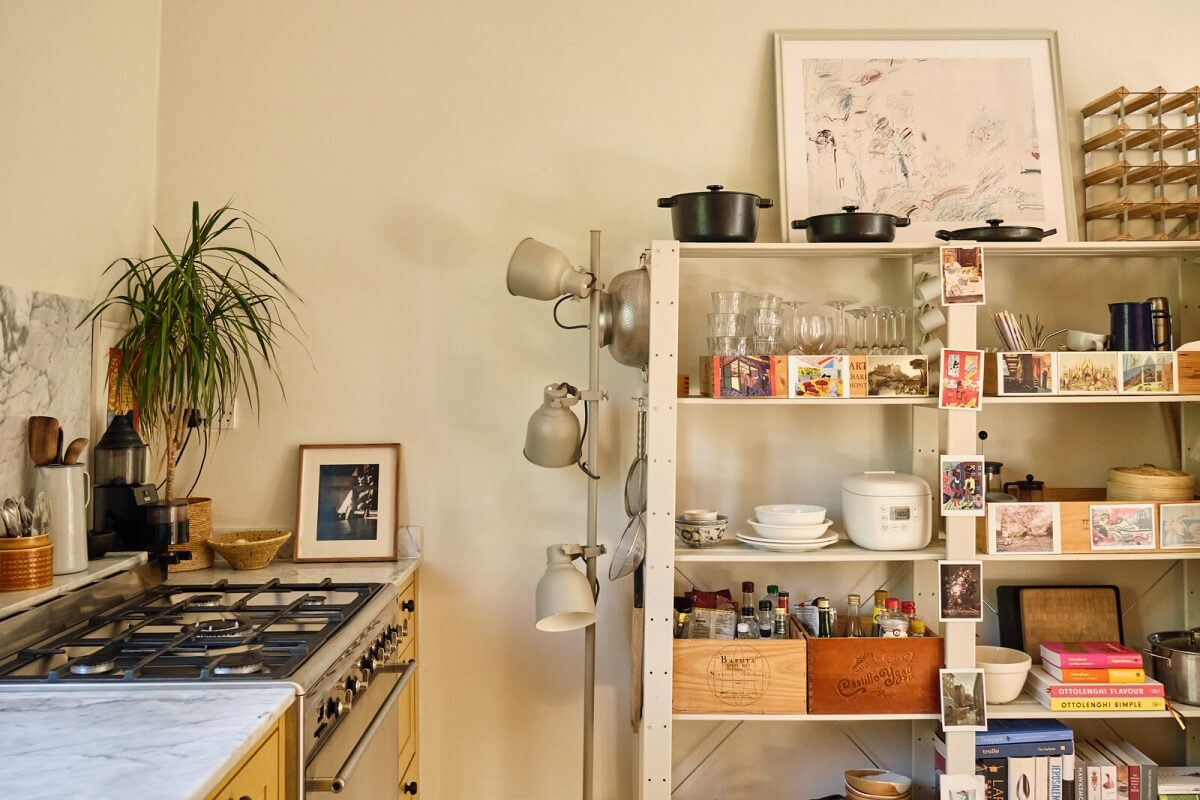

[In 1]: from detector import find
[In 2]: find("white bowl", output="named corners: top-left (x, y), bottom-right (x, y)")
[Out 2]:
top-left (976, 645), bottom-right (1032, 704)
top-left (681, 509), bottom-right (718, 522)
top-left (754, 504), bottom-right (827, 526)
top-left (745, 518), bottom-right (833, 541)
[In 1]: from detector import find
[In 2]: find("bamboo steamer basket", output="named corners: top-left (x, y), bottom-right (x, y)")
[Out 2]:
top-left (207, 530), bottom-right (292, 570)
top-left (0, 535), bottom-right (54, 591)
top-left (1107, 464), bottom-right (1195, 502)
top-left (168, 497), bottom-right (214, 572)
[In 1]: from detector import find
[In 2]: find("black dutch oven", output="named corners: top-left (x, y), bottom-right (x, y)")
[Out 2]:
top-left (790, 206), bottom-right (911, 243)
top-left (657, 185), bottom-right (773, 243)
top-left (936, 219), bottom-right (1057, 242)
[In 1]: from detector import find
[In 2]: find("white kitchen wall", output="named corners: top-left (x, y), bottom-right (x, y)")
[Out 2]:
top-left (8, 1), bottom-right (1200, 797)
top-left (0, 0), bottom-right (161, 297)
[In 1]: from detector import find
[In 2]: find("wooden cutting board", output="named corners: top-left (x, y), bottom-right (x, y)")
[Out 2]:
top-left (997, 585), bottom-right (1123, 663)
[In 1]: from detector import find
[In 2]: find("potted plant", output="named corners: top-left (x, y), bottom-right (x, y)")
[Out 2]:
top-left (84, 201), bottom-right (299, 566)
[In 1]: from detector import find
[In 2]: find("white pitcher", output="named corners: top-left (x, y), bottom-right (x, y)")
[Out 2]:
top-left (33, 464), bottom-right (90, 574)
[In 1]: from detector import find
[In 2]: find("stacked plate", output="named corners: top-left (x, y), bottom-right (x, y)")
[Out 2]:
top-left (844, 770), bottom-right (911, 800)
top-left (736, 504), bottom-right (839, 552)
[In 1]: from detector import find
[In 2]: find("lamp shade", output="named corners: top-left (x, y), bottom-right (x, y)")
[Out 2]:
top-left (536, 545), bottom-right (597, 632)
top-left (524, 383), bottom-right (581, 468)
top-left (507, 238), bottom-right (593, 300)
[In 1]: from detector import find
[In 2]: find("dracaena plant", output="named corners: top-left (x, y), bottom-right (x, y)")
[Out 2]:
top-left (83, 201), bottom-right (300, 499)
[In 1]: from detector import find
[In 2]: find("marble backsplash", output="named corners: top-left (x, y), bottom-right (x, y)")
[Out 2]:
top-left (0, 286), bottom-right (91, 497)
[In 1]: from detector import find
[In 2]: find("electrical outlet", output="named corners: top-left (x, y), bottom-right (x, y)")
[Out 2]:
top-left (216, 400), bottom-right (239, 429)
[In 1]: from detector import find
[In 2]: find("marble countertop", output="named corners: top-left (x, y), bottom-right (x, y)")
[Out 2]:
top-left (0, 551), bottom-right (148, 621)
top-left (166, 556), bottom-right (420, 588)
top-left (0, 684), bottom-right (296, 800)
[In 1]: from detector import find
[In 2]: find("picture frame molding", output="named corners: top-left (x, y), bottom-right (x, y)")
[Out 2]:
top-left (294, 442), bottom-right (402, 562)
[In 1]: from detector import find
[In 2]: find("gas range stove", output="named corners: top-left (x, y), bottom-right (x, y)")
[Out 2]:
top-left (0, 577), bottom-right (381, 683)
top-left (0, 560), bottom-right (416, 791)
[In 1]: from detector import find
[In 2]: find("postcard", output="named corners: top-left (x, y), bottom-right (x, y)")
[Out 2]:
top-left (987, 502), bottom-right (1062, 555)
top-left (998, 352), bottom-right (1055, 395)
top-left (1089, 503), bottom-right (1156, 550)
top-left (940, 245), bottom-right (985, 305)
top-left (1119, 351), bottom-right (1176, 394)
top-left (940, 455), bottom-right (985, 517)
top-left (1057, 351), bottom-right (1119, 395)
top-left (1161, 503), bottom-right (1200, 549)
top-left (939, 349), bottom-right (983, 411)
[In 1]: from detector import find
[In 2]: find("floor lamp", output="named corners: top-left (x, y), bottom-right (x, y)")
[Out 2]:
top-left (507, 230), bottom-right (607, 800)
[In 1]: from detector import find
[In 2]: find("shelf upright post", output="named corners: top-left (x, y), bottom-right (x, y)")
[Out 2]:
top-left (941, 301), bottom-right (979, 776)
top-left (638, 241), bottom-right (680, 800)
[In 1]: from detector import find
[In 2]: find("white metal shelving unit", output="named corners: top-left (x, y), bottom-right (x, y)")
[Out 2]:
top-left (637, 239), bottom-right (1200, 800)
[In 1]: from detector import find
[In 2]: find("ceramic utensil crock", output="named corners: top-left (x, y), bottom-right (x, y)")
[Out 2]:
top-left (33, 464), bottom-right (89, 574)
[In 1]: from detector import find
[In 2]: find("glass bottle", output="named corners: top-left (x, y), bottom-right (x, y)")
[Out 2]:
top-left (845, 593), bottom-right (863, 638)
top-left (879, 598), bottom-right (910, 637)
top-left (871, 589), bottom-right (888, 636)
top-left (757, 600), bottom-right (774, 638)
top-left (901, 600), bottom-right (917, 621)
top-left (816, 597), bottom-right (832, 638)
top-left (773, 606), bottom-right (788, 638)
top-left (736, 622), bottom-right (755, 639)
top-left (761, 584), bottom-right (779, 614)
top-left (778, 590), bottom-right (791, 614)
top-left (741, 582), bottom-right (756, 613)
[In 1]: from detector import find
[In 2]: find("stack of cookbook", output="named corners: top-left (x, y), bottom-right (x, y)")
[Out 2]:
top-left (933, 719), bottom-right (1072, 799)
top-left (1029, 641), bottom-right (1164, 713)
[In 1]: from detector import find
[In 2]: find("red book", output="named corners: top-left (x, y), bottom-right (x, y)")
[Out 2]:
top-left (1028, 668), bottom-right (1163, 698)
top-left (1039, 641), bottom-right (1144, 669)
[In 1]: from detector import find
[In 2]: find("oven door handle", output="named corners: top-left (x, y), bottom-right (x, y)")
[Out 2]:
top-left (306, 659), bottom-right (417, 794)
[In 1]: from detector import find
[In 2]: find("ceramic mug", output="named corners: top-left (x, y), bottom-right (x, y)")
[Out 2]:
top-left (33, 464), bottom-right (90, 575)
top-left (1066, 330), bottom-right (1107, 352)
top-left (914, 273), bottom-right (942, 303)
top-left (917, 334), bottom-right (946, 360)
top-left (915, 304), bottom-right (947, 335)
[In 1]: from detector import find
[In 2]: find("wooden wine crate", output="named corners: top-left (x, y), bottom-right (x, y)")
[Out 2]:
top-left (804, 625), bottom-right (943, 715)
top-left (1178, 351), bottom-right (1200, 394)
top-left (672, 618), bottom-right (807, 714)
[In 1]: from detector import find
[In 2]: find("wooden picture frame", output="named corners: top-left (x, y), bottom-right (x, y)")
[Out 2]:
top-left (294, 443), bottom-right (401, 562)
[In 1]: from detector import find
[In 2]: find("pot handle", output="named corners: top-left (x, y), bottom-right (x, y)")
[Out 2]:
top-left (790, 219), bottom-right (809, 229)
top-left (894, 217), bottom-right (912, 228)
top-left (1143, 647), bottom-right (1173, 666)
top-left (935, 230), bottom-right (953, 241)
top-left (1040, 228), bottom-right (1058, 239)
top-left (657, 197), bottom-right (677, 208)
top-left (841, 205), bottom-right (859, 213)
top-left (757, 198), bottom-right (774, 209)
top-left (706, 184), bottom-right (724, 192)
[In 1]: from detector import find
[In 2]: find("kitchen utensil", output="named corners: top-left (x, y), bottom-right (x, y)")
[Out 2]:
top-left (16, 497), bottom-right (32, 535)
top-left (609, 513), bottom-right (645, 581)
top-left (62, 437), bottom-right (88, 466)
top-left (206, 530), bottom-right (290, 570)
top-left (1066, 329), bottom-right (1107, 351)
top-left (54, 428), bottom-right (63, 464)
top-left (914, 304), bottom-right (946, 335)
top-left (790, 206), bottom-right (911, 243)
top-left (33, 492), bottom-right (50, 536)
top-left (914, 272), bottom-right (941, 303)
top-left (0, 499), bottom-right (20, 536)
top-left (984, 462), bottom-right (1017, 503)
top-left (975, 645), bottom-right (1032, 704)
top-left (34, 464), bottom-right (90, 574)
top-left (996, 585), bottom-right (1122, 662)
top-left (745, 518), bottom-right (833, 541)
top-left (708, 313), bottom-right (746, 337)
top-left (604, 264), bottom-right (650, 368)
top-left (1109, 301), bottom-right (1154, 351)
top-left (675, 516), bottom-right (728, 548)
top-left (630, 562), bottom-right (644, 729)
top-left (1146, 630), bottom-right (1200, 705)
top-left (624, 406), bottom-right (648, 517)
top-left (26, 416), bottom-right (61, 467)
top-left (1107, 463), bottom-right (1195, 502)
top-left (1148, 296), bottom-right (1173, 351)
top-left (86, 530), bottom-right (116, 560)
top-left (93, 411), bottom-right (149, 485)
top-left (754, 504), bottom-right (826, 526)
top-left (841, 471), bottom-right (932, 551)
top-left (1002, 474), bottom-right (1045, 503)
top-left (733, 531), bottom-right (838, 552)
top-left (657, 185), bottom-right (773, 243)
top-left (935, 219), bottom-right (1058, 242)
top-left (711, 291), bottom-right (745, 314)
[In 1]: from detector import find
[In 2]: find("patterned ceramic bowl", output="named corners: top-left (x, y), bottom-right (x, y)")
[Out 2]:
top-left (675, 515), bottom-right (728, 548)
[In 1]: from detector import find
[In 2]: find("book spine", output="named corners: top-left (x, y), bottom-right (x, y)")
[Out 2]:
top-left (979, 757), bottom-right (1008, 800)
top-left (1009, 757), bottom-right (1035, 800)
top-left (1100, 765), bottom-right (1117, 800)
top-left (1041, 646), bottom-right (1144, 669)
top-left (1045, 697), bottom-right (1165, 711)
top-left (1036, 757), bottom-right (1049, 800)
top-left (977, 741), bottom-right (1074, 757)
top-left (1073, 757), bottom-right (1086, 800)
top-left (1053, 667), bottom-right (1146, 683)
top-left (976, 731), bottom-right (1076, 746)
top-left (1050, 756), bottom-right (1064, 800)
top-left (1046, 684), bottom-right (1163, 698)
top-left (1127, 762), bottom-right (1140, 800)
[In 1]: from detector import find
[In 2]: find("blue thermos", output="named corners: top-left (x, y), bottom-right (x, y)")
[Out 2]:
top-left (1109, 302), bottom-right (1154, 351)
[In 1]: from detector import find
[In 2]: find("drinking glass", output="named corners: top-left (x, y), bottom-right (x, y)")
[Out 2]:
top-left (780, 300), bottom-right (807, 354)
top-left (868, 306), bottom-right (885, 355)
top-left (749, 293), bottom-right (781, 311)
top-left (708, 313), bottom-right (746, 337)
top-left (825, 299), bottom-right (855, 355)
top-left (797, 315), bottom-right (834, 355)
top-left (750, 308), bottom-right (782, 338)
top-left (712, 291), bottom-right (745, 314)
top-left (892, 307), bottom-right (910, 354)
top-left (847, 308), bottom-right (869, 354)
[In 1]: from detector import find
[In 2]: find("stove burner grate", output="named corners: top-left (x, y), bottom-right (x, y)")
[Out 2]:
top-left (189, 615), bottom-right (251, 638)
top-left (212, 650), bottom-right (265, 676)
top-left (185, 594), bottom-right (224, 608)
top-left (69, 652), bottom-right (117, 675)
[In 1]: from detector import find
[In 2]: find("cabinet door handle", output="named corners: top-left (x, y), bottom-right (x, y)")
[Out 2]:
top-left (403, 782), bottom-right (418, 795)
top-left (402, 599), bottom-right (416, 612)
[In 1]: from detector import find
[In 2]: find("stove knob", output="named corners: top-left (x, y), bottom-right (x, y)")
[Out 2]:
top-left (324, 696), bottom-right (346, 719)
top-left (344, 676), bottom-right (362, 696)
top-left (360, 655), bottom-right (377, 675)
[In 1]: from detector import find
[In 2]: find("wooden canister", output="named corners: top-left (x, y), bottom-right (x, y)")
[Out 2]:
top-left (1107, 464), bottom-right (1195, 502)
top-left (0, 535), bottom-right (55, 591)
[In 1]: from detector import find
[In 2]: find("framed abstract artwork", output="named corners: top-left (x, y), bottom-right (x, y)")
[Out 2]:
top-left (775, 30), bottom-right (1075, 243)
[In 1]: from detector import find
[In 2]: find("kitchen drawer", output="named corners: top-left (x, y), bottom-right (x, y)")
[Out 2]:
top-left (400, 753), bottom-right (420, 798)
top-left (207, 726), bottom-right (281, 800)
top-left (397, 664), bottom-right (418, 783)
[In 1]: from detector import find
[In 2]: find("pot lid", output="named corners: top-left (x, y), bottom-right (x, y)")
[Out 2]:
top-left (96, 411), bottom-right (147, 451)
top-left (842, 471), bottom-right (931, 498)
top-left (659, 185), bottom-right (770, 201)
top-left (1150, 630), bottom-right (1200, 654)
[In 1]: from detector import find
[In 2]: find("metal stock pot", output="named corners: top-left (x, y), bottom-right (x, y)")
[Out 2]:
top-left (1147, 629), bottom-right (1200, 704)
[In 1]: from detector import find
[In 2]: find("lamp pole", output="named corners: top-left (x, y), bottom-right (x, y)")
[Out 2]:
top-left (581, 229), bottom-right (601, 800)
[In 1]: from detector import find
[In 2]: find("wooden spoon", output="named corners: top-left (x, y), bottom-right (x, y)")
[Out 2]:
top-left (63, 437), bottom-right (89, 465)
top-left (55, 428), bottom-right (64, 464)
top-left (26, 417), bottom-right (60, 466)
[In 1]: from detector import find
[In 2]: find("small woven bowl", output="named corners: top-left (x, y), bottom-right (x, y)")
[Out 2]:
top-left (208, 530), bottom-right (292, 570)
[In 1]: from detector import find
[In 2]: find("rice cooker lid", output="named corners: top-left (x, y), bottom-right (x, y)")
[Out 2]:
top-left (843, 471), bottom-right (932, 498)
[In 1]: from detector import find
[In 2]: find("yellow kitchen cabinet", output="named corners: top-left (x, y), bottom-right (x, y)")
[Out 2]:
top-left (206, 705), bottom-right (297, 800)
top-left (397, 572), bottom-right (419, 800)
top-left (400, 754), bottom-right (419, 798)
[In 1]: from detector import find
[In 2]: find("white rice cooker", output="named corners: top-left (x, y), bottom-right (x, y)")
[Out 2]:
top-left (841, 471), bottom-right (932, 551)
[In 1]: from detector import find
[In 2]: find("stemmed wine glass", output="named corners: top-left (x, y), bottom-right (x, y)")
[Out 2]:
top-left (824, 299), bottom-right (855, 355)
top-left (892, 307), bottom-right (910, 354)
top-left (781, 300), bottom-right (807, 354)
top-left (868, 306), bottom-right (885, 355)
top-left (847, 308), bottom-right (869, 354)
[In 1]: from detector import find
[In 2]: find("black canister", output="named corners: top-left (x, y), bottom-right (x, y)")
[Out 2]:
top-left (1109, 302), bottom-right (1154, 351)
top-left (94, 412), bottom-right (149, 486)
